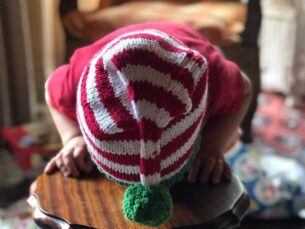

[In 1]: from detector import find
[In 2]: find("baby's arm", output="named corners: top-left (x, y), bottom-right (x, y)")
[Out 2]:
top-left (188, 72), bottom-right (252, 184)
top-left (44, 88), bottom-right (93, 177)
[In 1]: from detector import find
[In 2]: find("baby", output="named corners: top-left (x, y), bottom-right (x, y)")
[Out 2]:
top-left (44, 22), bottom-right (252, 226)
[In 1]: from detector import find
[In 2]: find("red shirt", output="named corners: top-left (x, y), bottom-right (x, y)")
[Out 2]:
top-left (47, 22), bottom-right (244, 123)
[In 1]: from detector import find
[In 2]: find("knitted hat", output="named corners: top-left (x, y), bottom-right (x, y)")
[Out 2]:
top-left (76, 29), bottom-right (209, 226)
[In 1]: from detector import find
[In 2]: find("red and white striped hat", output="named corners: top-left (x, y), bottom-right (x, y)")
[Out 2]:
top-left (76, 29), bottom-right (209, 226)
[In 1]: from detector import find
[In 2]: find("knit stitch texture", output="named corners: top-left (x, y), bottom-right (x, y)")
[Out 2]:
top-left (76, 29), bottom-right (209, 226)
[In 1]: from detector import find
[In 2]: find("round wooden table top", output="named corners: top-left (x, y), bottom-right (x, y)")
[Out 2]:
top-left (28, 170), bottom-right (249, 229)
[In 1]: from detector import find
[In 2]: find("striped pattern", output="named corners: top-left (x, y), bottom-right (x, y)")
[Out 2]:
top-left (77, 29), bottom-right (208, 186)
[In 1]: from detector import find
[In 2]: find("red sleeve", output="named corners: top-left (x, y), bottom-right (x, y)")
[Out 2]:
top-left (45, 24), bottom-right (154, 123)
top-left (46, 40), bottom-right (101, 122)
top-left (47, 64), bottom-right (79, 122)
top-left (46, 22), bottom-right (244, 122)
top-left (46, 31), bottom-right (116, 122)
top-left (207, 49), bottom-right (245, 116)
top-left (152, 22), bottom-right (245, 117)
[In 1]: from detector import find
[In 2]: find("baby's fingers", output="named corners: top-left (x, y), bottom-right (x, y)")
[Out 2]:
top-left (188, 160), bottom-right (202, 183)
top-left (44, 156), bottom-right (58, 174)
top-left (62, 153), bottom-right (80, 177)
top-left (199, 158), bottom-right (215, 183)
top-left (211, 159), bottom-right (224, 184)
top-left (73, 148), bottom-right (93, 173)
top-left (223, 161), bottom-right (232, 181)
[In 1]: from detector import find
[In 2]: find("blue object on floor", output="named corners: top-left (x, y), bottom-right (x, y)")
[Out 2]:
top-left (226, 141), bottom-right (305, 219)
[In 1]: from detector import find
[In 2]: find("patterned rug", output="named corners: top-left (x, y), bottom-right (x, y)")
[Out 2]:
top-left (226, 92), bottom-right (305, 219)
top-left (253, 93), bottom-right (305, 158)
top-left (0, 198), bottom-right (37, 229)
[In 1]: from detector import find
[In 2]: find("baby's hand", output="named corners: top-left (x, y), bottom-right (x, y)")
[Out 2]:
top-left (44, 136), bottom-right (94, 177)
top-left (188, 150), bottom-right (232, 184)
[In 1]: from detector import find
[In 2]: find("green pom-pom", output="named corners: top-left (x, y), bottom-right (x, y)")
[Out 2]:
top-left (122, 184), bottom-right (172, 226)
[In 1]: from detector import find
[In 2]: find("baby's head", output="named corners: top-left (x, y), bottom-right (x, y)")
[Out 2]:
top-left (76, 29), bottom-right (208, 226)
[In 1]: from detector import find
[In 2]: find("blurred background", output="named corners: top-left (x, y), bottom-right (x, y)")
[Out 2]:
top-left (0, 0), bottom-right (305, 228)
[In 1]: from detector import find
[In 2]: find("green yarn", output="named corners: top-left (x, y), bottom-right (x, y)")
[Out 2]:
top-left (95, 166), bottom-right (128, 186)
top-left (92, 134), bottom-right (202, 226)
top-left (161, 135), bottom-right (202, 188)
top-left (92, 133), bottom-right (202, 188)
top-left (122, 184), bottom-right (172, 227)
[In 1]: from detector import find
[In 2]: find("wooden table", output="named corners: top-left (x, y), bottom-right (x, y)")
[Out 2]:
top-left (28, 170), bottom-right (249, 229)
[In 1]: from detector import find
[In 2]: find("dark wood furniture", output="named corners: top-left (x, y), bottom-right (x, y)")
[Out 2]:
top-left (222, 0), bottom-right (261, 143)
top-left (28, 170), bottom-right (249, 229)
